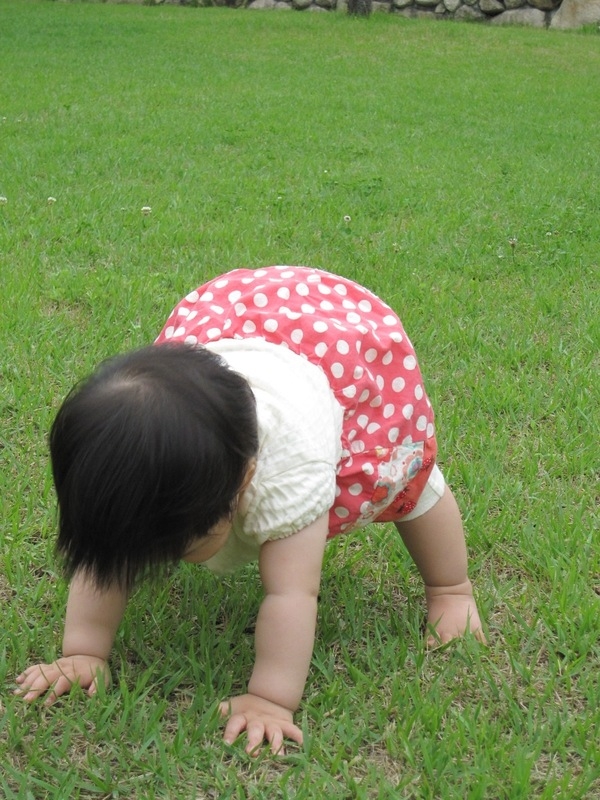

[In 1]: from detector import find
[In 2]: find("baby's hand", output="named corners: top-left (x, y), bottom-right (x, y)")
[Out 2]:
top-left (14, 656), bottom-right (109, 705)
top-left (219, 693), bottom-right (303, 756)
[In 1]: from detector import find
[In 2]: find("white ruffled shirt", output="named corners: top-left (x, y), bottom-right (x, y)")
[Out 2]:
top-left (202, 338), bottom-right (343, 574)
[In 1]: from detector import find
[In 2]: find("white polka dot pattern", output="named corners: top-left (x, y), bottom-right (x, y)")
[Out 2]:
top-left (155, 266), bottom-right (436, 535)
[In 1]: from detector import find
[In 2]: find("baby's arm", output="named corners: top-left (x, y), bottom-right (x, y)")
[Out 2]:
top-left (15, 571), bottom-right (128, 704)
top-left (221, 513), bottom-right (329, 754)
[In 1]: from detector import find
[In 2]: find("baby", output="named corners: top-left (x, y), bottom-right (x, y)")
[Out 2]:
top-left (16, 266), bottom-right (484, 755)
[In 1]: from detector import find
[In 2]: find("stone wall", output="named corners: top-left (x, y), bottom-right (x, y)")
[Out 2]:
top-left (147, 0), bottom-right (600, 28)
top-left (248, 0), bottom-right (550, 26)
top-left (155, 0), bottom-right (599, 28)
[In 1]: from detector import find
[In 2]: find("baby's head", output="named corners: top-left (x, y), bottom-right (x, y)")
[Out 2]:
top-left (50, 344), bottom-right (258, 590)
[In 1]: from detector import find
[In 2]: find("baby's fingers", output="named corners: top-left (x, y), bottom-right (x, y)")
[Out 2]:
top-left (15, 664), bottom-right (47, 686)
top-left (14, 667), bottom-right (60, 703)
top-left (222, 714), bottom-right (268, 757)
top-left (14, 685), bottom-right (45, 703)
top-left (223, 712), bottom-right (250, 746)
top-left (42, 674), bottom-right (78, 706)
top-left (265, 725), bottom-right (285, 756)
top-left (248, 721), bottom-right (302, 756)
top-left (245, 719), bottom-right (267, 757)
top-left (270, 719), bottom-right (303, 751)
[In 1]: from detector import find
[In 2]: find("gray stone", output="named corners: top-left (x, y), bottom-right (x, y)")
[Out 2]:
top-left (462, 0), bottom-right (478, 6)
top-left (416, 0), bottom-right (439, 6)
top-left (490, 7), bottom-right (546, 25)
top-left (372, 1), bottom-right (391, 11)
top-left (248, 0), bottom-right (278, 8)
top-left (550, 0), bottom-right (600, 29)
top-left (443, 0), bottom-right (461, 11)
top-left (504, 0), bottom-right (525, 8)
top-left (480, 0), bottom-right (504, 14)
top-left (528, 0), bottom-right (558, 10)
top-left (397, 7), bottom-right (437, 17)
top-left (292, 0), bottom-right (312, 8)
top-left (393, 0), bottom-right (412, 6)
top-left (454, 4), bottom-right (485, 19)
top-left (435, 2), bottom-right (447, 13)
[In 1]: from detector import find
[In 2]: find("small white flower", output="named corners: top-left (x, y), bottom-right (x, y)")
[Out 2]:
top-left (0, 196), bottom-right (7, 205)
top-left (344, 215), bottom-right (351, 223)
top-left (47, 197), bottom-right (57, 205)
top-left (508, 237), bottom-right (517, 248)
top-left (141, 206), bottom-right (152, 216)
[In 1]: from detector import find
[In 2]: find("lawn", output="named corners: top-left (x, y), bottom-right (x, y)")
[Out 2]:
top-left (0, 1), bottom-right (599, 797)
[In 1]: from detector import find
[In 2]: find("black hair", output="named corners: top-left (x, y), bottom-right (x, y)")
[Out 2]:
top-left (50, 343), bottom-right (258, 591)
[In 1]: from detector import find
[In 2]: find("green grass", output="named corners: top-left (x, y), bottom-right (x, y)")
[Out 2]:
top-left (1, 1), bottom-right (599, 797)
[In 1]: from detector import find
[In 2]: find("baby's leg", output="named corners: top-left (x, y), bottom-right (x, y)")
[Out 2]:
top-left (395, 486), bottom-right (485, 646)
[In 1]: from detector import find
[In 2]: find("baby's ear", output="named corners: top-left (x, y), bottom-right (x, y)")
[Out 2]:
top-left (241, 459), bottom-right (257, 492)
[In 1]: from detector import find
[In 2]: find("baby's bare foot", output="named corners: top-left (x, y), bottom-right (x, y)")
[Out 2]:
top-left (425, 581), bottom-right (486, 647)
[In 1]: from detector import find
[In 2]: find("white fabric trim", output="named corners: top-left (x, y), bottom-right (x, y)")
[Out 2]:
top-left (399, 464), bottom-right (445, 521)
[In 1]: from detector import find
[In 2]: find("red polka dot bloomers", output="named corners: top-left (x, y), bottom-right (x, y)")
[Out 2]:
top-left (155, 266), bottom-right (437, 542)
